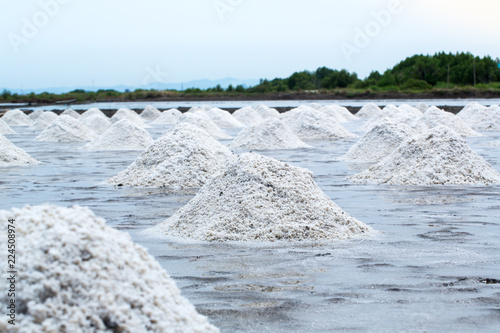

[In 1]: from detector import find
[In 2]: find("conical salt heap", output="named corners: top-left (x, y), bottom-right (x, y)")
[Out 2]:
top-left (349, 126), bottom-right (500, 185)
top-left (80, 107), bottom-right (107, 120)
top-left (232, 106), bottom-right (263, 126)
top-left (0, 205), bottom-right (218, 332)
top-left (140, 105), bottom-right (162, 121)
top-left (0, 133), bottom-right (40, 166)
top-left (149, 153), bottom-right (374, 242)
top-left (28, 109), bottom-right (44, 121)
top-left (356, 103), bottom-right (381, 118)
top-left (457, 102), bottom-right (486, 121)
top-left (206, 108), bottom-right (244, 128)
top-left (36, 115), bottom-right (98, 142)
top-left (107, 123), bottom-right (234, 188)
top-left (61, 109), bottom-right (81, 119)
top-left (360, 105), bottom-right (427, 133)
top-left (254, 104), bottom-right (280, 119)
top-left (79, 113), bottom-right (112, 135)
top-left (229, 117), bottom-right (309, 150)
top-left (111, 108), bottom-right (149, 128)
top-left (399, 103), bottom-right (423, 116)
top-left (0, 119), bottom-right (15, 135)
top-left (153, 109), bottom-right (182, 124)
top-left (176, 113), bottom-right (231, 139)
top-left (2, 109), bottom-right (33, 126)
top-left (83, 119), bottom-right (154, 151)
top-left (420, 106), bottom-right (480, 137)
top-left (31, 111), bottom-right (58, 130)
top-left (459, 105), bottom-right (500, 130)
top-left (416, 102), bottom-right (429, 113)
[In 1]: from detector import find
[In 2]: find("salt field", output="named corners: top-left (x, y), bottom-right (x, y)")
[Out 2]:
top-left (1, 102), bottom-right (500, 332)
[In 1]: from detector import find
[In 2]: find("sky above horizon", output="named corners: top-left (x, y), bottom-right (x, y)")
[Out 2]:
top-left (1, 0), bottom-right (499, 91)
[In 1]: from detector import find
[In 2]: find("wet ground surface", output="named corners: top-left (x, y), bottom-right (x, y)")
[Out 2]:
top-left (1, 120), bottom-right (500, 332)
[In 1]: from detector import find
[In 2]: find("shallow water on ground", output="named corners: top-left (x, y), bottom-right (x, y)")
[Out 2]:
top-left (1, 121), bottom-right (500, 332)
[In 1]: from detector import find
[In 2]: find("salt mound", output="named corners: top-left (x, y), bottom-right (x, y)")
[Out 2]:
top-left (319, 105), bottom-right (350, 123)
top-left (206, 108), bottom-right (244, 128)
top-left (149, 153), bottom-right (374, 242)
top-left (324, 104), bottom-right (357, 121)
top-left (340, 120), bottom-right (415, 162)
top-left (462, 105), bottom-right (500, 130)
top-left (60, 109), bottom-right (80, 119)
top-left (80, 107), bottom-right (107, 120)
top-left (0, 119), bottom-right (15, 135)
top-left (307, 102), bottom-right (323, 110)
top-left (2, 109), bottom-right (33, 126)
top-left (281, 108), bottom-right (358, 139)
top-left (140, 105), bottom-right (162, 121)
top-left (0, 205), bottom-right (218, 332)
top-left (349, 126), bottom-right (500, 185)
top-left (79, 113), bottom-right (112, 135)
top-left (107, 123), bottom-right (234, 188)
top-left (416, 102), bottom-right (430, 113)
top-left (232, 106), bottom-right (263, 126)
top-left (0, 134), bottom-right (39, 166)
top-left (31, 111), bottom-right (58, 130)
top-left (36, 115), bottom-right (98, 142)
top-left (399, 104), bottom-right (423, 116)
top-left (356, 103), bottom-right (381, 118)
top-left (229, 117), bottom-right (309, 149)
top-left (83, 119), bottom-right (154, 151)
top-left (200, 104), bottom-right (212, 111)
top-left (28, 109), bottom-right (44, 121)
top-left (111, 108), bottom-right (149, 128)
top-left (360, 105), bottom-right (426, 132)
top-left (153, 109), bottom-right (182, 124)
top-left (457, 102), bottom-right (486, 120)
top-left (177, 113), bottom-right (231, 139)
top-left (255, 104), bottom-right (280, 119)
top-left (420, 106), bottom-right (480, 137)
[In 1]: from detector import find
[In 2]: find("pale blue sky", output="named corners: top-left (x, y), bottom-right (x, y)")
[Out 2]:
top-left (1, 0), bottom-right (499, 90)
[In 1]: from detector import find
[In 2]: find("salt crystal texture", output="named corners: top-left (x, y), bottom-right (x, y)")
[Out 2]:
top-left (31, 111), bottom-right (58, 130)
top-left (107, 123), bottom-right (234, 188)
top-left (111, 108), bottom-right (149, 128)
top-left (79, 113), bottom-right (112, 135)
top-left (153, 109), bottom-right (182, 124)
top-left (232, 106), bottom-right (263, 126)
top-left (420, 106), bottom-right (480, 137)
top-left (83, 119), bottom-right (154, 151)
top-left (28, 109), bottom-right (44, 121)
top-left (36, 115), bottom-right (98, 142)
top-left (0, 119), bottom-right (15, 135)
top-left (2, 109), bottom-right (33, 126)
top-left (61, 109), bottom-right (81, 119)
top-left (254, 104), bottom-right (280, 119)
top-left (349, 126), bottom-right (500, 185)
top-left (356, 103), bottom-right (381, 118)
top-left (206, 108), bottom-right (244, 128)
top-left (140, 105), bottom-right (162, 121)
top-left (229, 117), bottom-right (309, 150)
top-left (0, 133), bottom-right (39, 166)
top-left (0, 205), bottom-right (218, 332)
top-left (80, 108), bottom-right (107, 120)
top-left (149, 153), bottom-right (374, 242)
top-left (177, 113), bottom-right (231, 139)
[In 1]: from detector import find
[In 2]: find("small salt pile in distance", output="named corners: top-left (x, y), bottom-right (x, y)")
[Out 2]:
top-left (416, 102), bottom-right (430, 113)
top-left (140, 105), bottom-right (162, 121)
top-left (36, 115), bottom-right (98, 142)
top-left (458, 105), bottom-right (500, 130)
top-left (206, 108), bottom-right (244, 128)
top-left (153, 109), bottom-right (182, 124)
top-left (149, 153), bottom-right (374, 242)
top-left (229, 117), bottom-right (309, 149)
top-left (83, 119), bottom-right (154, 151)
top-left (307, 102), bottom-right (323, 110)
top-left (31, 111), bottom-right (58, 130)
top-left (79, 113), bottom-right (112, 135)
top-left (60, 109), bottom-right (80, 119)
top-left (420, 106), bottom-right (480, 137)
top-left (340, 120), bottom-right (415, 163)
top-left (2, 109), bottom-right (33, 126)
top-left (399, 103), bottom-right (423, 116)
top-left (322, 104), bottom-right (358, 122)
top-left (107, 123), bottom-right (234, 188)
top-left (0, 133), bottom-right (40, 166)
top-left (111, 108), bottom-right (149, 128)
top-left (80, 107), bottom-right (107, 120)
top-left (176, 112), bottom-right (231, 139)
top-left (0, 205), bottom-right (218, 332)
top-left (232, 106), bottom-right (263, 126)
top-left (456, 101), bottom-right (486, 121)
top-left (360, 104), bottom-right (427, 133)
top-left (349, 126), bottom-right (500, 185)
top-left (356, 103), bottom-right (381, 118)
top-left (254, 104), bottom-right (280, 119)
top-left (28, 109), bottom-right (44, 121)
top-left (280, 107), bottom-right (358, 139)
top-left (0, 119), bottom-right (15, 134)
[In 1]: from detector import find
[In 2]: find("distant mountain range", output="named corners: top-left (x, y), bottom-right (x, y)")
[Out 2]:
top-left (4, 78), bottom-right (260, 95)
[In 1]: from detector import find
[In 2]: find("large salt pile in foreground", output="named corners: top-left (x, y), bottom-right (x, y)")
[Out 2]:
top-left (232, 106), bottom-right (263, 126)
top-left (60, 109), bottom-right (80, 119)
top-left (420, 106), bottom-right (480, 137)
top-left (0, 205), bottom-right (218, 332)
top-left (83, 119), bottom-right (154, 151)
top-left (31, 111), bottom-right (58, 130)
top-left (340, 120), bottom-right (415, 162)
top-left (149, 153), bottom-right (374, 242)
top-left (107, 123), bottom-right (234, 188)
top-left (177, 112), bottom-right (231, 139)
top-left (206, 108), bottom-right (243, 128)
top-left (153, 109), bottom-right (182, 124)
top-left (0, 134), bottom-right (40, 166)
top-left (349, 126), bottom-right (500, 185)
top-left (2, 109), bottom-right (33, 126)
top-left (111, 108), bottom-right (149, 128)
top-left (0, 119), bottom-right (15, 134)
top-left (255, 104), bottom-right (280, 119)
top-left (79, 113), bottom-right (112, 135)
top-left (356, 103), bottom-right (381, 118)
top-left (36, 115), bottom-right (98, 142)
top-left (140, 105), bottom-right (162, 121)
top-left (229, 117), bottom-right (309, 150)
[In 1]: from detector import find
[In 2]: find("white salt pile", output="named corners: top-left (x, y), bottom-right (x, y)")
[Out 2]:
top-left (153, 109), bottom-right (182, 124)
top-left (323, 104), bottom-right (357, 121)
top-left (111, 108), bottom-right (149, 128)
top-left (340, 120), bottom-right (415, 163)
top-left (307, 102), bottom-right (323, 110)
top-left (360, 105), bottom-right (427, 133)
top-left (416, 102), bottom-right (430, 113)
top-left (206, 108), bottom-right (244, 128)
top-left (177, 112), bottom-right (231, 139)
top-left (0, 205), bottom-right (218, 332)
top-left (471, 105), bottom-right (500, 130)
top-left (149, 153), bottom-right (374, 242)
top-left (28, 109), bottom-right (44, 121)
top-left (280, 108), bottom-right (358, 139)
top-left (79, 107), bottom-right (107, 120)
top-left (0, 134), bottom-right (39, 166)
top-left (232, 106), bottom-right (263, 126)
top-left (140, 105), bottom-right (162, 121)
top-left (420, 106), bottom-right (480, 137)
top-left (31, 111), bottom-right (58, 130)
top-left (36, 115), bottom-right (98, 142)
top-left (2, 109), bottom-right (33, 126)
top-left (356, 103), bottom-right (381, 118)
top-left (254, 104), bottom-right (280, 119)
top-left (107, 123), bottom-right (234, 188)
top-left (457, 101), bottom-right (486, 120)
top-left (399, 103), bottom-right (423, 116)
top-left (0, 119), bottom-right (15, 135)
top-left (200, 104), bottom-right (213, 111)
top-left (83, 119), bottom-right (154, 151)
top-left (229, 117), bottom-right (309, 150)
top-left (319, 105), bottom-right (350, 123)
top-left (79, 113), bottom-right (112, 135)
top-left (349, 126), bottom-right (500, 185)
top-left (60, 109), bottom-right (80, 119)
